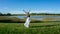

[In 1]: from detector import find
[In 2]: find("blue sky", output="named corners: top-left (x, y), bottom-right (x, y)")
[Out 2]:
top-left (0, 0), bottom-right (60, 14)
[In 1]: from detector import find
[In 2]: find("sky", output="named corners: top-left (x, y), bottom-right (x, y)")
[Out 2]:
top-left (0, 0), bottom-right (60, 14)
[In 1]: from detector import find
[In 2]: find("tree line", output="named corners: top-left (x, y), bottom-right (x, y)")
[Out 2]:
top-left (0, 12), bottom-right (60, 16)
top-left (30, 13), bottom-right (60, 15)
top-left (0, 12), bottom-right (11, 16)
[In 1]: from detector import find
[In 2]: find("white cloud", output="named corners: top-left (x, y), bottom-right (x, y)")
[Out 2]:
top-left (0, 7), bottom-right (60, 14)
top-left (9, 10), bottom-right (24, 14)
top-left (29, 9), bottom-right (60, 14)
top-left (30, 10), bottom-right (51, 13)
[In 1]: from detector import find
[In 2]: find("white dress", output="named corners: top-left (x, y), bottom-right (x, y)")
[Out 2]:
top-left (24, 17), bottom-right (30, 28)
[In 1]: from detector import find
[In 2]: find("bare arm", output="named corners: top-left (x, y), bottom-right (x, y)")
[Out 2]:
top-left (23, 10), bottom-right (30, 14)
top-left (23, 10), bottom-right (27, 13)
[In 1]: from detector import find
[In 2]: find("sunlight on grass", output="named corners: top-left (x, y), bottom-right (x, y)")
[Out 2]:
top-left (0, 22), bottom-right (60, 34)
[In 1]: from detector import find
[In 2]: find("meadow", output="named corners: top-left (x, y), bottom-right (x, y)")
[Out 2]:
top-left (0, 22), bottom-right (60, 34)
top-left (0, 16), bottom-right (60, 34)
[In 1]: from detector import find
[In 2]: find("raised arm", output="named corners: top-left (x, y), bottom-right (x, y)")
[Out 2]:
top-left (23, 10), bottom-right (30, 14)
top-left (23, 10), bottom-right (27, 13)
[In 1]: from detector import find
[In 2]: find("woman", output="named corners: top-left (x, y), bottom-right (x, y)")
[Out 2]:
top-left (23, 10), bottom-right (30, 28)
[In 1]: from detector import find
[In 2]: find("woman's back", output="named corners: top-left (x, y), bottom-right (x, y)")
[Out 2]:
top-left (25, 12), bottom-right (30, 17)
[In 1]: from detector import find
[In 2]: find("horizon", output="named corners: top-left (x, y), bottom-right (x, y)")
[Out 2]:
top-left (0, 0), bottom-right (60, 14)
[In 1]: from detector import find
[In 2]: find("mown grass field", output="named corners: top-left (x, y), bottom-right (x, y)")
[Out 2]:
top-left (0, 22), bottom-right (60, 34)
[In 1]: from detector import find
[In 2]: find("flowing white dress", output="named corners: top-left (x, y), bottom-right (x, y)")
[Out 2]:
top-left (24, 17), bottom-right (30, 28)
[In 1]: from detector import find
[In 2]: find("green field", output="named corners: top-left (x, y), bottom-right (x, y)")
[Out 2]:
top-left (0, 22), bottom-right (60, 34)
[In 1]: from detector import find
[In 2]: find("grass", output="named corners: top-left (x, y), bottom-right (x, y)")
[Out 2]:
top-left (0, 22), bottom-right (60, 34)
